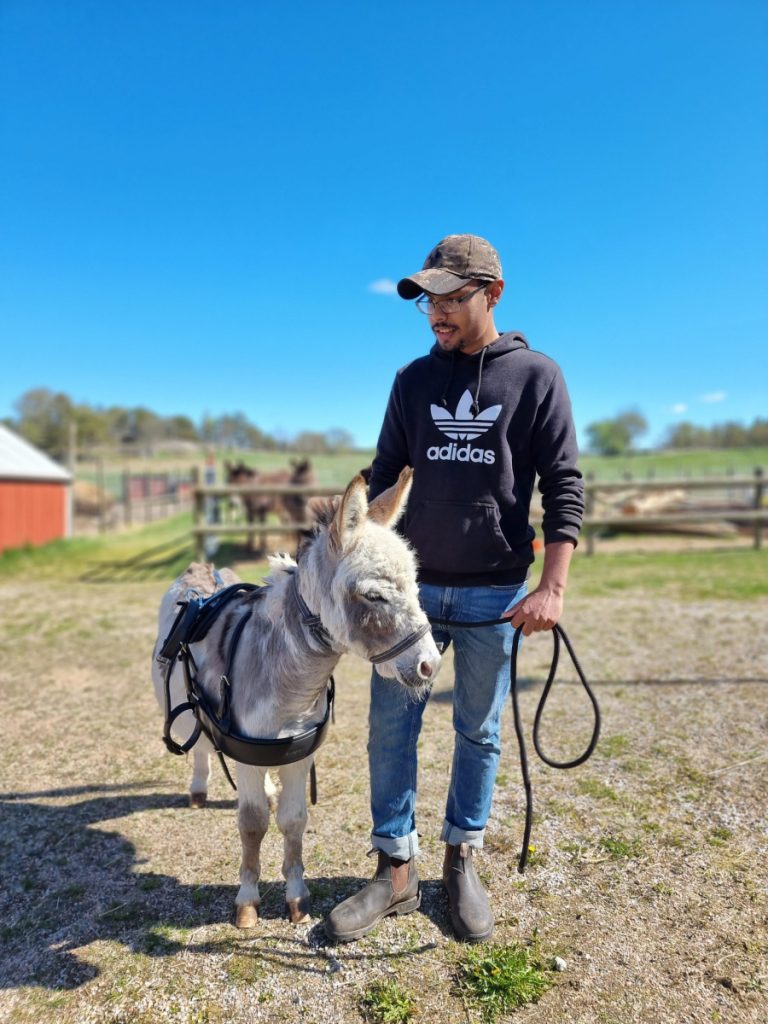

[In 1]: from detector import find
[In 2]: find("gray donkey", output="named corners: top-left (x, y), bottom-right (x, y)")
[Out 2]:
top-left (151, 469), bottom-right (440, 926)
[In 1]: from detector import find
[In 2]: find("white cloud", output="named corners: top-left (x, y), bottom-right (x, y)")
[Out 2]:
top-left (699, 391), bottom-right (727, 403)
top-left (368, 278), bottom-right (398, 295)
top-left (671, 403), bottom-right (687, 414)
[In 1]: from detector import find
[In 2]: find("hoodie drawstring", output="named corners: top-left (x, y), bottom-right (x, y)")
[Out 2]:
top-left (439, 351), bottom-right (456, 409)
top-left (440, 338), bottom-right (500, 412)
top-left (471, 345), bottom-right (488, 416)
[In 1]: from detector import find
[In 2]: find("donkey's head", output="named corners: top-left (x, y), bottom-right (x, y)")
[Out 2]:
top-left (225, 461), bottom-right (258, 485)
top-left (303, 469), bottom-right (440, 690)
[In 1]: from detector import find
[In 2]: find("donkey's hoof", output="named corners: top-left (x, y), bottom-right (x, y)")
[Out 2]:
top-left (235, 902), bottom-right (260, 929)
top-left (189, 792), bottom-right (207, 809)
top-left (286, 897), bottom-right (311, 924)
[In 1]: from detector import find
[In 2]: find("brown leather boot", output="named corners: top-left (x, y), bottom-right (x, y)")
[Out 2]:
top-left (324, 851), bottom-right (420, 943)
top-left (443, 842), bottom-right (494, 942)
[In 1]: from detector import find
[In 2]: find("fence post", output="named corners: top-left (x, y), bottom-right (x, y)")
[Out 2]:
top-left (123, 469), bottom-right (132, 527)
top-left (585, 472), bottom-right (596, 556)
top-left (754, 467), bottom-right (764, 550)
top-left (192, 466), bottom-right (206, 561)
top-left (203, 455), bottom-right (219, 559)
top-left (97, 456), bottom-right (107, 534)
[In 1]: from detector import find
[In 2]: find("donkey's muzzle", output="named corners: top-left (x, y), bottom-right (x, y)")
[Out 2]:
top-left (388, 633), bottom-right (441, 690)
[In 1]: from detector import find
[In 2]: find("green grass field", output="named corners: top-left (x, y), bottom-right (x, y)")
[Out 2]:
top-left (75, 446), bottom-right (768, 497)
top-left (571, 545), bottom-right (767, 601)
top-left (577, 446), bottom-right (768, 480)
top-left (274, 445), bottom-right (767, 482)
top-left (2, 509), bottom-right (765, 602)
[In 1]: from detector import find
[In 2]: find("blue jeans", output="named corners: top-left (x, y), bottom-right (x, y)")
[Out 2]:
top-left (367, 580), bottom-right (528, 859)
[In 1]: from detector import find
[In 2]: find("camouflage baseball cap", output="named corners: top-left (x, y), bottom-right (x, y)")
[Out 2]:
top-left (397, 234), bottom-right (502, 299)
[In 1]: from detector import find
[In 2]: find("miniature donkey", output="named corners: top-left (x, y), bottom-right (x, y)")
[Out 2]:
top-left (151, 469), bottom-right (440, 926)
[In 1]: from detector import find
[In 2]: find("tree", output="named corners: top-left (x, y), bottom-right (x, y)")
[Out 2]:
top-left (585, 409), bottom-right (648, 456)
top-left (749, 418), bottom-right (768, 445)
top-left (13, 388), bottom-right (73, 458)
top-left (324, 427), bottom-right (355, 451)
top-left (293, 431), bottom-right (329, 453)
top-left (163, 414), bottom-right (199, 442)
top-left (664, 416), bottom-right (768, 449)
top-left (72, 403), bottom-right (110, 449)
top-left (664, 421), bottom-right (707, 448)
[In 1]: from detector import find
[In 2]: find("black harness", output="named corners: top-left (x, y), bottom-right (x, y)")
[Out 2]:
top-left (157, 570), bottom-right (431, 799)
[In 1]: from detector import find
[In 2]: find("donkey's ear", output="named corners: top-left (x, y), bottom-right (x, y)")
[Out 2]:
top-left (308, 494), bottom-right (340, 528)
top-left (367, 467), bottom-right (413, 527)
top-left (329, 475), bottom-right (369, 550)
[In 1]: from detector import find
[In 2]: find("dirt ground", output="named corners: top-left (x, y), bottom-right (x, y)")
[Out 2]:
top-left (0, 561), bottom-right (766, 1024)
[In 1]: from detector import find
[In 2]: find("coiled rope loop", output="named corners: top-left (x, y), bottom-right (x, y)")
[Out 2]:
top-left (426, 617), bottom-right (601, 874)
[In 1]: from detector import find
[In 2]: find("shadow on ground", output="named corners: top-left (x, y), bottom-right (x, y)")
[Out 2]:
top-left (0, 783), bottom-right (448, 993)
top-left (78, 536), bottom-right (278, 583)
top-left (1, 784), bottom-right (239, 990)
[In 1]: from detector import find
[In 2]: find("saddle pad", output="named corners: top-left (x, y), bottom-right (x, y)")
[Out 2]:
top-left (158, 582), bottom-right (262, 662)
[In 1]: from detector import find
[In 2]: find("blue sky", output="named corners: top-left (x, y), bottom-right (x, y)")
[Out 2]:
top-left (1, 0), bottom-right (766, 450)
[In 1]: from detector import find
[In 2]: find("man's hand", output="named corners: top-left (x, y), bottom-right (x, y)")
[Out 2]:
top-left (502, 586), bottom-right (564, 635)
top-left (501, 539), bottom-right (576, 635)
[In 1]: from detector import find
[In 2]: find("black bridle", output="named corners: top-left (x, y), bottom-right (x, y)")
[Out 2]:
top-left (289, 570), bottom-right (432, 665)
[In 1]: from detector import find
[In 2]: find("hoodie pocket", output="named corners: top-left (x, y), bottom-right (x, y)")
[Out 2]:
top-left (404, 499), bottom-right (513, 574)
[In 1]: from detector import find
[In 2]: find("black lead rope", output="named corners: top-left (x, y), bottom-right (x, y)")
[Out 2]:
top-left (426, 618), bottom-right (601, 873)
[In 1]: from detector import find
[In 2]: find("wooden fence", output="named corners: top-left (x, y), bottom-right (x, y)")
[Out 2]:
top-left (192, 484), bottom-right (337, 560)
top-left (582, 468), bottom-right (766, 553)
top-left (75, 463), bottom-right (196, 534)
top-left (192, 469), bottom-right (766, 560)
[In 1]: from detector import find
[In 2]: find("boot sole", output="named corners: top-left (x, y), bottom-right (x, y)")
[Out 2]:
top-left (325, 890), bottom-right (421, 943)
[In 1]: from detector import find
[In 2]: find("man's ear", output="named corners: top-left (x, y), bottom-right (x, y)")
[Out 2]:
top-left (368, 467), bottom-right (413, 527)
top-left (328, 475), bottom-right (369, 551)
top-left (486, 279), bottom-right (504, 309)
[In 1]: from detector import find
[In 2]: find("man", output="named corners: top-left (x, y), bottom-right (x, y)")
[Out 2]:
top-left (325, 234), bottom-right (584, 943)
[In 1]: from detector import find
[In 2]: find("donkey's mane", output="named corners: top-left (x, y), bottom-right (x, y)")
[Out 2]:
top-left (266, 551), bottom-right (298, 578)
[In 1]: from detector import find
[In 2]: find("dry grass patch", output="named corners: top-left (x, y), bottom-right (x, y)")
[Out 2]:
top-left (1, 546), bottom-right (767, 1022)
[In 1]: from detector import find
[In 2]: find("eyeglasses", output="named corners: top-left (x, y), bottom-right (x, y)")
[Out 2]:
top-left (415, 283), bottom-right (488, 315)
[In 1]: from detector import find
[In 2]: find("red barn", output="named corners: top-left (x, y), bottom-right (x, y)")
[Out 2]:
top-left (0, 425), bottom-right (73, 554)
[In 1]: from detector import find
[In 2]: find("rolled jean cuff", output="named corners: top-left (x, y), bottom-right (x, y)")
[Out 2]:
top-left (441, 821), bottom-right (485, 849)
top-left (371, 830), bottom-right (419, 860)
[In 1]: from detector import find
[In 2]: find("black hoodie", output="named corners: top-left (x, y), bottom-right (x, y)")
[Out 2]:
top-left (368, 331), bottom-right (585, 586)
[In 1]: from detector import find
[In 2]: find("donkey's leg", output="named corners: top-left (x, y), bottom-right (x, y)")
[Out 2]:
top-left (276, 759), bottom-right (312, 924)
top-left (265, 770), bottom-right (278, 813)
top-left (189, 733), bottom-right (213, 808)
top-left (235, 765), bottom-right (270, 928)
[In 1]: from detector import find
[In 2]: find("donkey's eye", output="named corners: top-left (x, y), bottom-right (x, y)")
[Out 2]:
top-left (364, 591), bottom-right (387, 603)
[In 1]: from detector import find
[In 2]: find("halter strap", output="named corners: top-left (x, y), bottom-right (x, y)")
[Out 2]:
top-left (290, 569), bottom-right (431, 667)
top-left (369, 621), bottom-right (432, 664)
top-left (290, 571), bottom-right (337, 653)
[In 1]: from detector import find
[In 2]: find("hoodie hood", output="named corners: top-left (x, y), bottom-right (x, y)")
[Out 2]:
top-left (429, 330), bottom-right (530, 363)
top-left (433, 332), bottom-right (530, 414)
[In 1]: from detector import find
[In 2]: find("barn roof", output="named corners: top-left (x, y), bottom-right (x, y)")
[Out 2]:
top-left (0, 424), bottom-right (72, 482)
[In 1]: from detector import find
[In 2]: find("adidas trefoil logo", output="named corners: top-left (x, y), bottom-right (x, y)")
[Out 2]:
top-left (430, 389), bottom-right (502, 440)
